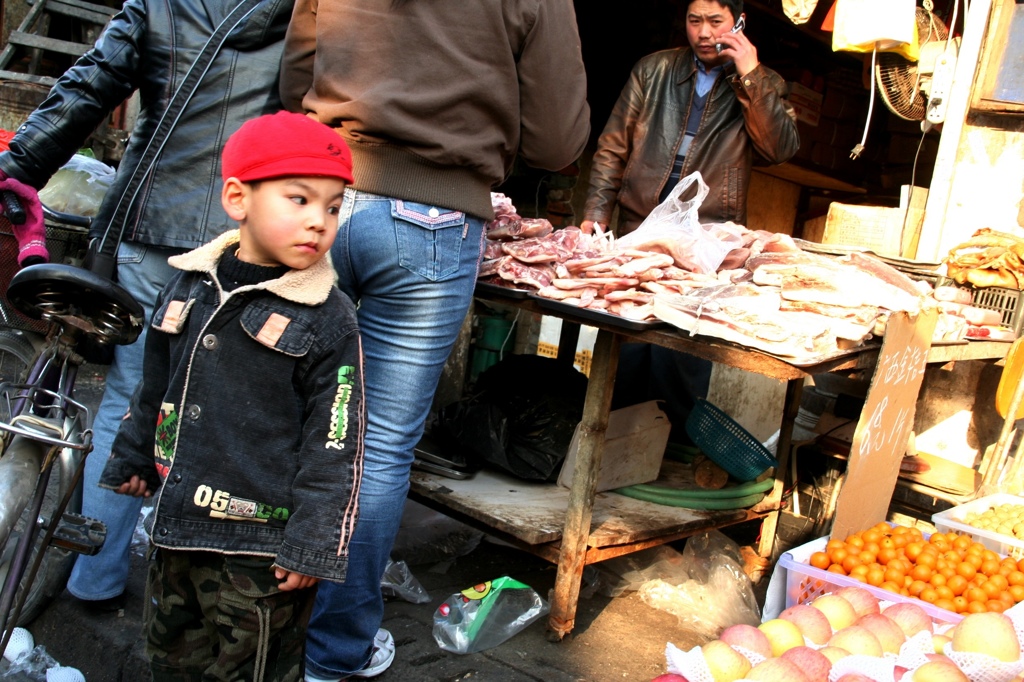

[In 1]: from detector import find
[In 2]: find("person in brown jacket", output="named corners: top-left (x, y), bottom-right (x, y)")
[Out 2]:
top-left (581, 0), bottom-right (799, 236)
top-left (589, 0), bottom-right (799, 443)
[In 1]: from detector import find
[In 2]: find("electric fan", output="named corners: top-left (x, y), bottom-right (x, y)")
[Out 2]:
top-left (875, 4), bottom-right (955, 122)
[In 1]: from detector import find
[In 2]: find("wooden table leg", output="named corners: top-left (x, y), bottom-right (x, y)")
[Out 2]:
top-left (548, 329), bottom-right (620, 640)
top-left (756, 378), bottom-right (803, 559)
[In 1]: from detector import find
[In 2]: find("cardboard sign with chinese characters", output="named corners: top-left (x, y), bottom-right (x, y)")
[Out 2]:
top-left (831, 309), bottom-right (937, 540)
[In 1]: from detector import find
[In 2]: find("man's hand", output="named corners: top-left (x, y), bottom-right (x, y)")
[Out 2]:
top-left (579, 220), bottom-right (608, 236)
top-left (716, 29), bottom-right (759, 78)
top-left (274, 567), bottom-right (319, 591)
top-left (116, 475), bottom-right (152, 497)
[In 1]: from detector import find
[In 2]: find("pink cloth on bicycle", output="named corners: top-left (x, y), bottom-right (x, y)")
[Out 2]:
top-left (0, 174), bottom-right (48, 265)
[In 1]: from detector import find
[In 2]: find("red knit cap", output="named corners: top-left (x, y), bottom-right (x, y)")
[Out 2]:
top-left (221, 111), bottom-right (354, 184)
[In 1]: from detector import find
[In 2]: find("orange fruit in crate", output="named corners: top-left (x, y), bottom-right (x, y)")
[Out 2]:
top-left (946, 575), bottom-right (968, 596)
top-left (1009, 584), bottom-right (1024, 602)
top-left (986, 599), bottom-right (1008, 613)
top-left (955, 562), bottom-right (977, 580)
top-left (810, 551), bottom-right (830, 570)
top-left (910, 563), bottom-right (932, 581)
top-left (966, 585), bottom-right (988, 603)
top-left (873, 545), bottom-right (892, 563)
top-left (867, 567), bottom-right (886, 587)
top-left (982, 559), bottom-right (1002, 576)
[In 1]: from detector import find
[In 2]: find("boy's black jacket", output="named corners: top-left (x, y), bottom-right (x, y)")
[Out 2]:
top-left (100, 231), bottom-right (365, 582)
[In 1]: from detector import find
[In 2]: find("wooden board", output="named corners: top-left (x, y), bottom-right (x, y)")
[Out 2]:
top-left (409, 468), bottom-right (744, 548)
top-left (832, 309), bottom-right (938, 539)
top-left (556, 400), bottom-right (671, 492)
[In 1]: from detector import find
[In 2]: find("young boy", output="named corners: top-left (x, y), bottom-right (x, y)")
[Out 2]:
top-left (99, 111), bottom-right (364, 682)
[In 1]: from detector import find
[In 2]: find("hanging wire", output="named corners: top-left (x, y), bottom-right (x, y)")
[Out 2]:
top-left (851, 43), bottom-right (879, 160)
top-left (899, 126), bottom-right (931, 253)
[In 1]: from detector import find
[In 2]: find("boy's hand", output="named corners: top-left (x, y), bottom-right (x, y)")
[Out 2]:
top-left (116, 475), bottom-right (152, 497)
top-left (274, 567), bottom-right (319, 591)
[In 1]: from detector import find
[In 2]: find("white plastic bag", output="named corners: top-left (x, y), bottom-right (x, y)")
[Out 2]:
top-left (38, 154), bottom-right (115, 218)
top-left (637, 531), bottom-right (761, 639)
top-left (615, 172), bottom-right (745, 274)
top-left (832, 0), bottom-right (919, 61)
top-left (783, 0), bottom-right (819, 24)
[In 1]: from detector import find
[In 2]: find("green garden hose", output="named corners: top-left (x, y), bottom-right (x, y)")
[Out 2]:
top-left (613, 475), bottom-right (774, 510)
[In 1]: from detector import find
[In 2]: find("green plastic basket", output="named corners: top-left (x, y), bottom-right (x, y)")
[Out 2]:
top-left (685, 399), bottom-right (778, 482)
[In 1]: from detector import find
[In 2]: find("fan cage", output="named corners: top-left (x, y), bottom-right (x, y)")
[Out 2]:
top-left (875, 7), bottom-right (950, 121)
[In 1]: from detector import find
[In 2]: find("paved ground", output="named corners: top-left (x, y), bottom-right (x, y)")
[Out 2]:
top-left (0, 506), bottom-right (809, 682)
top-left (0, 365), bottom-right (811, 681)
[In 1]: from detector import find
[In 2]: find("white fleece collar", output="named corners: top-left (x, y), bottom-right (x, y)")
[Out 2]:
top-left (167, 230), bottom-right (338, 306)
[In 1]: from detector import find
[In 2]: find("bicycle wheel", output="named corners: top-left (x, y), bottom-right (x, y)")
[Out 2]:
top-left (0, 329), bottom-right (36, 423)
top-left (0, 417), bottom-right (84, 626)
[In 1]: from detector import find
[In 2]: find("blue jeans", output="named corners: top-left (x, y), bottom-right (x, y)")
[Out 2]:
top-left (304, 191), bottom-right (484, 679)
top-left (67, 242), bottom-right (184, 601)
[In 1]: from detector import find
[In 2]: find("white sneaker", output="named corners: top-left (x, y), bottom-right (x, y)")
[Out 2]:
top-left (304, 629), bottom-right (395, 682)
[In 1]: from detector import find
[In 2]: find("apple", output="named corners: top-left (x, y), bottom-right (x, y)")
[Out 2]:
top-left (836, 676), bottom-right (876, 682)
top-left (908, 659), bottom-right (968, 682)
top-left (950, 611), bottom-right (1021, 662)
top-left (856, 612), bottom-right (907, 654)
top-left (882, 602), bottom-right (934, 638)
top-left (931, 633), bottom-right (951, 654)
top-left (758, 618), bottom-right (805, 656)
top-left (746, 656), bottom-right (811, 682)
top-left (781, 645), bottom-right (832, 682)
top-left (701, 639), bottom-right (751, 682)
top-left (811, 594), bottom-right (858, 631)
top-left (818, 646), bottom-right (851, 664)
top-left (835, 586), bottom-right (882, 618)
top-left (651, 676), bottom-right (690, 682)
top-left (779, 604), bottom-right (833, 645)
top-left (719, 623), bottom-right (772, 658)
top-left (827, 625), bottom-right (884, 658)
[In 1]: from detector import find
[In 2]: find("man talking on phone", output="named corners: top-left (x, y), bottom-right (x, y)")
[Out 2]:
top-left (580, 0), bottom-right (799, 441)
top-left (581, 0), bottom-right (798, 236)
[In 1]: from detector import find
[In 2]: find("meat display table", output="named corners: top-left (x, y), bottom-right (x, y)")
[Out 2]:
top-left (408, 290), bottom-right (1011, 640)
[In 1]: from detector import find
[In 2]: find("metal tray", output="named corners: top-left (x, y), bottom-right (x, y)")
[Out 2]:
top-left (532, 294), bottom-right (667, 331)
top-left (475, 279), bottom-right (533, 299)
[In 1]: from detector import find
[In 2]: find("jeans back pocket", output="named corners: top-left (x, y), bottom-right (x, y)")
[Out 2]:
top-left (392, 200), bottom-right (466, 281)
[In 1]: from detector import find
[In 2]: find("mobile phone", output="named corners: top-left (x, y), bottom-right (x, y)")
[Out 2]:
top-left (716, 15), bottom-right (746, 53)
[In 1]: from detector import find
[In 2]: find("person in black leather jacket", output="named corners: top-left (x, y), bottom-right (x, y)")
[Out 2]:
top-left (0, 0), bottom-right (294, 608)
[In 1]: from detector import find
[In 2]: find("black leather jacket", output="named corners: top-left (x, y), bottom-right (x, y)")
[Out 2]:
top-left (0, 0), bottom-right (292, 250)
top-left (584, 48), bottom-right (800, 235)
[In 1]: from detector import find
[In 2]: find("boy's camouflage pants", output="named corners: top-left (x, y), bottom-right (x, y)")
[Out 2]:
top-left (145, 548), bottom-right (315, 682)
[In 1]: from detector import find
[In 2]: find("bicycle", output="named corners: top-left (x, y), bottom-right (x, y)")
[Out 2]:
top-left (0, 203), bottom-right (143, 654)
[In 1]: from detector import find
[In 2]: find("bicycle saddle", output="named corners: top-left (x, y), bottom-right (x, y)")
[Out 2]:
top-left (6, 263), bottom-right (144, 346)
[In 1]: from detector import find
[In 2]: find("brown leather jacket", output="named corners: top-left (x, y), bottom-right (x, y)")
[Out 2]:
top-left (584, 47), bottom-right (800, 235)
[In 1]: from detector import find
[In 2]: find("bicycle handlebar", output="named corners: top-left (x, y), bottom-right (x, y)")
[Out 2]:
top-left (0, 190), bottom-right (93, 229)
top-left (0, 191), bottom-right (25, 225)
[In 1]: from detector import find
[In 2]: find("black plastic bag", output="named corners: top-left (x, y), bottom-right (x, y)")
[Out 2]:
top-left (435, 355), bottom-right (587, 481)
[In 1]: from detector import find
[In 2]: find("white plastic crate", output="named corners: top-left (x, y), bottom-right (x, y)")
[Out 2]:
top-left (932, 493), bottom-right (1024, 561)
top-left (776, 535), bottom-right (963, 626)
